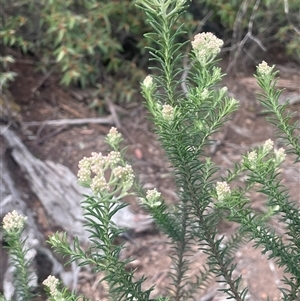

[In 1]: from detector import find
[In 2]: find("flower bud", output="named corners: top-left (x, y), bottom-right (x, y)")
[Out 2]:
top-left (162, 104), bottom-right (174, 121)
top-left (143, 75), bottom-right (153, 89)
top-left (216, 181), bottom-right (231, 201)
top-left (274, 147), bottom-right (286, 165)
top-left (257, 61), bottom-right (274, 76)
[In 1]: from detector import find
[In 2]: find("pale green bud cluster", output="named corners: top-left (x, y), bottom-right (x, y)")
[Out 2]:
top-left (43, 275), bottom-right (60, 298)
top-left (216, 181), bottom-right (231, 201)
top-left (143, 75), bottom-right (154, 89)
top-left (105, 127), bottom-right (123, 148)
top-left (140, 188), bottom-right (162, 208)
top-left (112, 164), bottom-right (134, 187)
top-left (244, 139), bottom-right (286, 171)
top-left (257, 61), bottom-right (275, 76)
top-left (200, 88), bottom-right (210, 100)
top-left (3, 210), bottom-right (27, 233)
top-left (262, 139), bottom-right (274, 155)
top-left (274, 147), bottom-right (286, 165)
top-left (162, 104), bottom-right (175, 121)
top-left (247, 150), bottom-right (258, 169)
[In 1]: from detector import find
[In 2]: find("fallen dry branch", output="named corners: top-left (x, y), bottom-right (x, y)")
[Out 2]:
top-left (1, 126), bottom-right (153, 238)
top-left (22, 116), bottom-right (115, 127)
top-left (0, 144), bottom-right (73, 299)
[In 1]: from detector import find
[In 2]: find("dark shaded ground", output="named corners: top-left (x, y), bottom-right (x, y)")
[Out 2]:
top-left (2, 53), bottom-right (300, 300)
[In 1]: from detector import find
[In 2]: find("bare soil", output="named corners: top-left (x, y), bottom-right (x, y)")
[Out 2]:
top-left (2, 54), bottom-right (300, 300)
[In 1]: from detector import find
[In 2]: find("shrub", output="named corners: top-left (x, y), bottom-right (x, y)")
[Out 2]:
top-left (1, 0), bottom-right (299, 300)
top-left (1, 0), bottom-right (195, 104)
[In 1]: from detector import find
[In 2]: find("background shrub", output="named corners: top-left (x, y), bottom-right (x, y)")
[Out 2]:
top-left (1, 0), bottom-right (195, 104)
top-left (191, 0), bottom-right (300, 71)
top-left (1, 0), bottom-right (299, 98)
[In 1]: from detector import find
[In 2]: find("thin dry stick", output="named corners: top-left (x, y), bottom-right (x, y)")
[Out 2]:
top-left (283, 0), bottom-right (300, 36)
top-left (105, 97), bottom-right (121, 128)
top-left (226, 0), bottom-right (266, 73)
top-left (22, 116), bottom-right (115, 127)
top-left (36, 126), bottom-right (67, 144)
top-left (31, 68), bottom-right (55, 95)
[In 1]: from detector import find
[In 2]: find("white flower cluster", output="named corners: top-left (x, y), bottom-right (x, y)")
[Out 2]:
top-left (107, 151), bottom-right (121, 166)
top-left (112, 164), bottom-right (135, 188)
top-left (77, 156), bottom-right (92, 182)
top-left (3, 210), bottom-right (27, 232)
top-left (91, 174), bottom-right (110, 192)
top-left (257, 61), bottom-right (274, 76)
top-left (140, 188), bottom-right (162, 208)
top-left (216, 181), bottom-right (231, 201)
top-left (77, 144), bottom-right (134, 193)
top-left (263, 139), bottom-right (274, 154)
top-left (43, 275), bottom-right (59, 297)
top-left (245, 139), bottom-right (286, 168)
top-left (274, 148), bottom-right (286, 165)
top-left (162, 104), bottom-right (174, 121)
top-left (191, 32), bottom-right (224, 65)
top-left (247, 150), bottom-right (258, 168)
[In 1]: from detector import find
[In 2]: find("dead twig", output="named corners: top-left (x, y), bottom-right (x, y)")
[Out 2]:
top-left (226, 0), bottom-right (266, 73)
top-left (105, 97), bottom-right (121, 128)
top-left (22, 116), bottom-right (115, 127)
top-left (31, 68), bottom-right (55, 95)
top-left (36, 126), bottom-right (68, 144)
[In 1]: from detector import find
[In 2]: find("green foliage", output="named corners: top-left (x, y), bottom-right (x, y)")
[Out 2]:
top-left (1, 0), bottom-right (196, 106)
top-left (0, 55), bottom-right (18, 92)
top-left (2, 0), bottom-right (148, 88)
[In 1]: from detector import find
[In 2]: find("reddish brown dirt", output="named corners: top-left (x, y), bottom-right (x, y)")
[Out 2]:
top-left (2, 55), bottom-right (300, 300)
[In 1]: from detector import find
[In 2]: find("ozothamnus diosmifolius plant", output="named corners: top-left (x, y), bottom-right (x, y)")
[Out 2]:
top-left (1, 0), bottom-right (300, 300)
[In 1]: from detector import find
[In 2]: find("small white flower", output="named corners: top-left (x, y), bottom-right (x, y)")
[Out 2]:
top-left (247, 150), bottom-right (258, 168)
top-left (3, 211), bottom-right (27, 232)
top-left (91, 175), bottom-right (109, 192)
top-left (90, 152), bottom-right (106, 175)
top-left (106, 151), bottom-right (121, 166)
top-left (200, 88), bottom-right (210, 100)
top-left (43, 275), bottom-right (60, 297)
top-left (106, 127), bottom-right (122, 146)
top-left (257, 61), bottom-right (274, 76)
top-left (146, 188), bottom-right (161, 203)
top-left (216, 182), bottom-right (231, 201)
top-left (274, 147), bottom-right (286, 165)
top-left (162, 104), bottom-right (174, 121)
top-left (113, 164), bottom-right (134, 188)
top-left (143, 75), bottom-right (153, 89)
top-left (263, 139), bottom-right (274, 154)
top-left (77, 157), bottom-right (92, 182)
top-left (141, 188), bottom-right (162, 208)
top-left (229, 97), bottom-right (239, 107)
